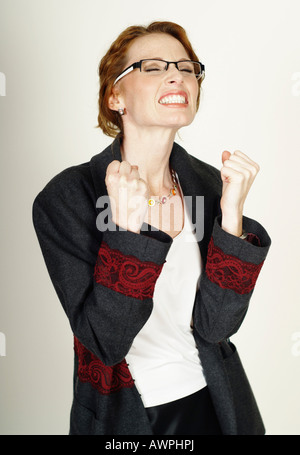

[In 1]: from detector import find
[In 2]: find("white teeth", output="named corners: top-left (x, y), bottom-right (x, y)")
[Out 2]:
top-left (159, 95), bottom-right (187, 104)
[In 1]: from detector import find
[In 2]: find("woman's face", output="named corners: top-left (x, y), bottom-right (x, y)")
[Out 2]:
top-left (111, 33), bottom-right (200, 134)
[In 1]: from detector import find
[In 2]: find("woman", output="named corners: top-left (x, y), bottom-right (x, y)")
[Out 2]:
top-left (33, 21), bottom-right (271, 435)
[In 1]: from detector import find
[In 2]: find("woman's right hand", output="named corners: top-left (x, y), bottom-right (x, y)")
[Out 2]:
top-left (105, 160), bottom-right (149, 233)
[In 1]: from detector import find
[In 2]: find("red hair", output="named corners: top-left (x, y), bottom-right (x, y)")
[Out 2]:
top-left (97, 21), bottom-right (203, 138)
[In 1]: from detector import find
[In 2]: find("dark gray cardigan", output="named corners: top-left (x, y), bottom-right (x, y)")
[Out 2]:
top-left (32, 137), bottom-right (271, 435)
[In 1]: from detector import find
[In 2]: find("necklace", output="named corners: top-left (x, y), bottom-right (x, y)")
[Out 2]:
top-left (148, 169), bottom-right (178, 207)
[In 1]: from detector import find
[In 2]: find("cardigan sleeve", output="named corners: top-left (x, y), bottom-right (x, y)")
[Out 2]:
top-left (32, 166), bottom-right (172, 366)
top-left (192, 214), bottom-right (271, 343)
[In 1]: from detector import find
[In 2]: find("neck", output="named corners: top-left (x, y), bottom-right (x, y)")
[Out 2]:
top-left (121, 127), bottom-right (177, 196)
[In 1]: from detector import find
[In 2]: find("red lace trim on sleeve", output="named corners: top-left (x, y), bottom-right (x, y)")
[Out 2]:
top-left (206, 237), bottom-right (264, 295)
top-left (74, 337), bottom-right (134, 395)
top-left (93, 242), bottom-right (164, 300)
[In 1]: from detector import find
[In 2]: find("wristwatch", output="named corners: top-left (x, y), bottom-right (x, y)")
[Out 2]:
top-left (239, 231), bottom-right (248, 240)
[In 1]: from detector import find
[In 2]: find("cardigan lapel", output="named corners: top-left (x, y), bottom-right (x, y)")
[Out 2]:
top-left (90, 138), bottom-right (122, 199)
top-left (169, 142), bottom-right (222, 262)
top-left (90, 136), bottom-right (221, 262)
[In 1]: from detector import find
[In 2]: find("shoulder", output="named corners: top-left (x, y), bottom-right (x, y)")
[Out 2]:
top-left (189, 154), bottom-right (222, 190)
top-left (32, 142), bottom-right (116, 225)
top-left (34, 138), bottom-right (117, 202)
top-left (34, 161), bottom-right (95, 207)
top-left (32, 160), bottom-right (101, 242)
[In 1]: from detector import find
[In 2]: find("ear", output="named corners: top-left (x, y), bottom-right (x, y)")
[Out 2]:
top-left (108, 86), bottom-right (123, 112)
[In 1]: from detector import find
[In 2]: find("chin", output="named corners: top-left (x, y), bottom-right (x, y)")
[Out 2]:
top-left (164, 115), bottom-right (194, 129)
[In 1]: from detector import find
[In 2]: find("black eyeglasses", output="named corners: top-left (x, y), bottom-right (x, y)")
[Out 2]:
top-left (113, 59), bottom-right (205, 85)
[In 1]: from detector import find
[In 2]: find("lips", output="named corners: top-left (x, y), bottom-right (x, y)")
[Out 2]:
top-left (158, 91), bottom-right (188, 105)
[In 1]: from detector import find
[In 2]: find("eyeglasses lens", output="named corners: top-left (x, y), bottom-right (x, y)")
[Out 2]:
top-left (141, 60), bottom-right (201, 79)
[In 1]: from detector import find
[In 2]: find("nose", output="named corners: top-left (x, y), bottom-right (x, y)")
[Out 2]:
top-left (165, 63), bottom-right (184, 84)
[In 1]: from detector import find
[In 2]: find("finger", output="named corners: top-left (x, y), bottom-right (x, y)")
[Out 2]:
top-left (227, 153), bottom-right (251, 165)
top-left (223, 157), bottom-right (257, 178)
top-left (106, 160), bottom-right (121, 185)
top-left (220, 165), bottom-right (246, 183)
top-left (106, 160), bottom-right (121, 175)
top-left (128, 178), bottom-right (139, 190)
top-left (119, 161), bottom-right (132, 175)
top-left (136, 178), bottom-right (149, 195)
top-left (222, 150), bottom-right (231, 164)
top-left (232, 150), bottom-right (260, 169)
top-left (130, 167), bottom-right (140, 180)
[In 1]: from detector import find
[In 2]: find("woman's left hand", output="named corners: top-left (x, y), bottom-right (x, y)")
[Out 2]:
top-left (220, 150), bottom-right (260, 237)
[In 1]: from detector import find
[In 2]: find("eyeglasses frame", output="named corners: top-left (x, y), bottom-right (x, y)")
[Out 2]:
top-left (113, 59), bottom-right (205, 86)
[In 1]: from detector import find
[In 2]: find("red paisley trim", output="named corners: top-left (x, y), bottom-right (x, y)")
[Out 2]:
top-left (206, 237), bottom-right (264, 295)
top-left (93, 242), bottom-right (164, 300)
top-left (74, 337), bottom-right (134, 395)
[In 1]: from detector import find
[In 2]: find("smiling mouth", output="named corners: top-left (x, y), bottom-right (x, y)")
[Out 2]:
top-left (158, 94), bottom-right (188, 105)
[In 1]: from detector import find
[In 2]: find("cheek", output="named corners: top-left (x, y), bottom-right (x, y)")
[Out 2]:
top-left (190, 83), bottom-right (200, 110)
top-left (124, 81), bottom-right (157, 115)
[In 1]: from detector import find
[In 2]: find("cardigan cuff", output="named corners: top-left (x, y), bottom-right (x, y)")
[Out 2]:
top-left (213, 215), bottom-right (271, 264)
top-left (205, 215), bottom-right (271, 295)
top-left (94, 222), bottom-right (173, 300)
top-left (100, 221), bottom-right (173, 264)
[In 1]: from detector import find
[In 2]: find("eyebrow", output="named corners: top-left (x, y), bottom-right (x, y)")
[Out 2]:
top-left (141, 57), bottom-right (190, 61)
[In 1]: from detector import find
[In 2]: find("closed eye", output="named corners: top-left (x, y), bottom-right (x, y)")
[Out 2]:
top-left (144, 67), bottom-right (162, 72)
top-left (180, 68), bottom-right (193, 74)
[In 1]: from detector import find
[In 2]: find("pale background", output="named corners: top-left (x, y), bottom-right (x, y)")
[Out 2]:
top-left (0, 0), bottom-right (299, 435)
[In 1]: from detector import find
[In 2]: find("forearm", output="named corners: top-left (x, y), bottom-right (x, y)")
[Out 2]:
top-left (33, 188), bottom-right (172, 366)
top-left (193, 215), bottom-right (271, 343)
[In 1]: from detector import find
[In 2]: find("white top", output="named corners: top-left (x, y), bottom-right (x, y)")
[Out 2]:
top-left (126, 193), bottom-right (207, 407)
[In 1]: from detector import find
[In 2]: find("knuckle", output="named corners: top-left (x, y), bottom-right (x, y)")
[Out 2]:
top-left (233, 172), bottom-right (244, 183)
top-left (106, 160), bottom-right (120, 179)
top-left (139, 179), bottom-right (148, 191)
top-left (107, 160), bottom-right (120, 171)
top-left (129, 178), bottom-right (139, 189)
top-left (120, 161), bottom-right (131, 171)
top-left (119, 175), bottom-right (127, 185)
top-left (243, 168), bottom-right (251, 178)
top-left (248, 163), bottom-right (259, 177)
top-left (105, 173), bottom-right (115, 185)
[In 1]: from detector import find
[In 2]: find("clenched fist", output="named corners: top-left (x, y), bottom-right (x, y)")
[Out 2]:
top-left (105, 160), bottom-right (149, 233)
top-left (220, 150), bottom-right (260, 236)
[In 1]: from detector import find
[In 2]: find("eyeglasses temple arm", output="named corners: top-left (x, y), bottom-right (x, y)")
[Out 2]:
top-left (113, 62), bottom-right (141, 86)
